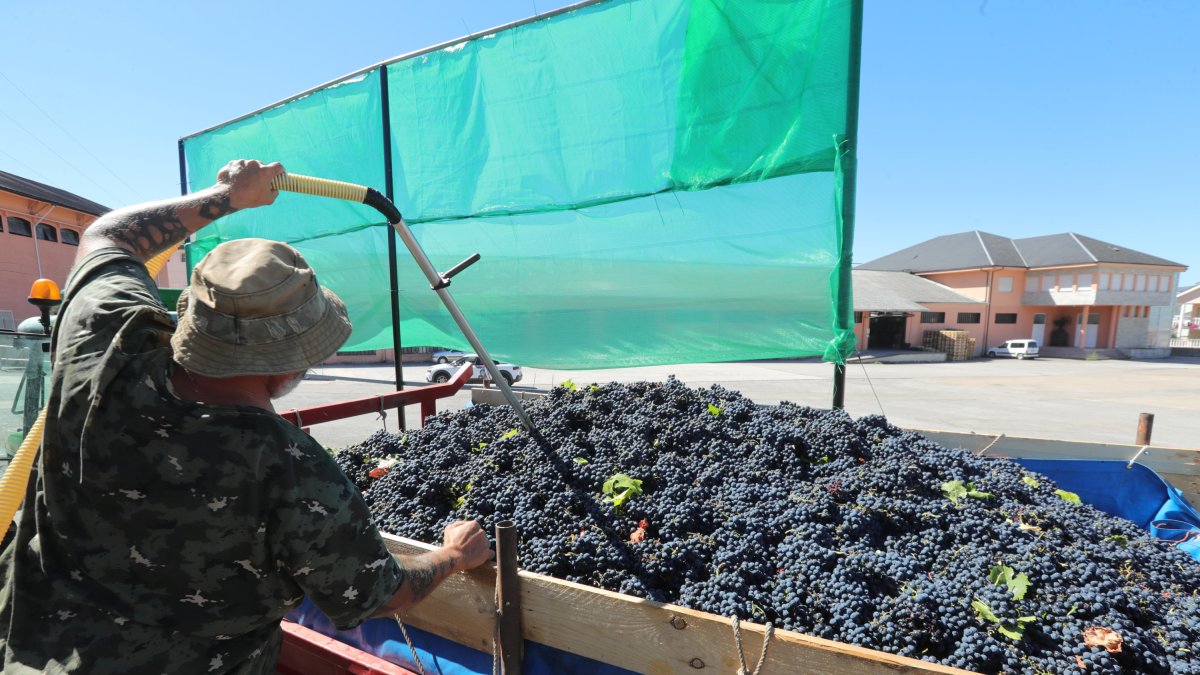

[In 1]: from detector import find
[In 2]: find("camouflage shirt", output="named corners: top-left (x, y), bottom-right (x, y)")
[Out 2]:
top-left (0, 248), bottom-right (403, 673)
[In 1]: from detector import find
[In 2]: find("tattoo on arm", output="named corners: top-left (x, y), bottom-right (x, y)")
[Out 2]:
top-left (403, 555), bottom-right (458, 603)
top-left (85, 191), bottom-right (239, 261)
top-left (198, 192), bottom-right (237, 221)
top-left (94, 207), bottom-right (189, 261)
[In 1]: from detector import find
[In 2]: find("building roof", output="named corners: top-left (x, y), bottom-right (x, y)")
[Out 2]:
top-left (858, 230), bottom-right (1183, 273)
top-left (0, 170), bottom-right (110, 217)
top-left (853, 270), bottom-right (981, 312)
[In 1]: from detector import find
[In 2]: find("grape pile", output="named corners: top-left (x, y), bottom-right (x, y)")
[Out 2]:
top-left (336, 378), bottom-right (1200, 674)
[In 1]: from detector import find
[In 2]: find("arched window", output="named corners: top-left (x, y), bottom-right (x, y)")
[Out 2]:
top-left (7, 217), bottom-right (32, 237)
top-left (36, 223), bottom-right (58, 242)
top-left (60, 229), bottom-right (81, 246)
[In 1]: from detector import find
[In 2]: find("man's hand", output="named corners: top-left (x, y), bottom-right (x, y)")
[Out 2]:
top-left (442, 520), bottom-right (494, 571)
top-left (216, 159), bottom-right (285, 211)
top-left (79, 158), bottom-right (285, 263)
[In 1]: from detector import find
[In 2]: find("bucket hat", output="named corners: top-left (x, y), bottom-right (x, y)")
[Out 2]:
top-left (171, 238), bottom-right (352, 377)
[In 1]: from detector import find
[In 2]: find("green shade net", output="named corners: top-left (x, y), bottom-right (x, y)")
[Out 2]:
top-left (183, 0), bottom-right (859, 369)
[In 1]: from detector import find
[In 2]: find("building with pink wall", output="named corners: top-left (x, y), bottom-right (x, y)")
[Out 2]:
top-left (856, 231), bottom-right (1187, 358)
top-left (1, 171), bottom-right (186, 331)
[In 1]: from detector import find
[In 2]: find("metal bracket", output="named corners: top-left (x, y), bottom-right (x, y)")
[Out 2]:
top-left (432, 253), bottom-right (481, 290)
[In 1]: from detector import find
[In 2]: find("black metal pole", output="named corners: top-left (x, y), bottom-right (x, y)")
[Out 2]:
top-left (832, 0), bottom-right (863, 410)
top-left (177, 139), bottom-right (188, 197)
top-left (380, 65), bottom-right (407, 430)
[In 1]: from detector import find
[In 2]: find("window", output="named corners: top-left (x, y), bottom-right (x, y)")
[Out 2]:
top-left (1135, 274), bottom-right (1146, 291)
top-left (1025, 275), bottom-right (1037, 292)
top-left (995, 313), bottom-right (1018, 324)
top-left (0, 310), bottom-right (14, 332)
top-left (1027, 340), bottom-right (1039, 348)
top-left (957, 312), bottom-right (981, 324)
top-left (1122, 274), bottom-right (1133, 291)
top-left (1032, 313), bottom-right (1046, 325)
top-left (997, 276), bottom-right (1013, 293)
top-left (1162, 275), bottom-right (1173, 293)
top-left (7, 217), bottom-right (32, 237)
top-left (60, 229), bottom-right (80, 246)
top-left (1078, 273), bottom-right (1092, 288)
top-left (36, 223), bottom-right (57, 242)
top-left (920, 312), bottom-right (945, 324)
top-left (1098, 273), bottom-right (1109, 290)
top-left (853, 311), bottom-right (863, 323)
top-left (1058, 273), bottom-right (1074, 290)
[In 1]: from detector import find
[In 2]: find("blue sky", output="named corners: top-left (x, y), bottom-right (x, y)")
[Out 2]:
top-left (1, 1), bottom-right (1196, 284)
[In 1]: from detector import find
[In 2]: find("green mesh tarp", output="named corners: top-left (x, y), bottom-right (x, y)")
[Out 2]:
top-left (182, 0), bottom-right (861, 369)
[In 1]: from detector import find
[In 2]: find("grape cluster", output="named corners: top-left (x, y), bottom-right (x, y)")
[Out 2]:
top-left (335, 378), bottom-right (1200, 674)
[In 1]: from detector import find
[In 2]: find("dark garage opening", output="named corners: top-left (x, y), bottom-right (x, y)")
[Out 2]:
top-left (868, 313), bottom-right (908, 349)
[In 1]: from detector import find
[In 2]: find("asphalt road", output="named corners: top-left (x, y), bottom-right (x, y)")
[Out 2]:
top-left (277, 356), bottom-right (1200, 451)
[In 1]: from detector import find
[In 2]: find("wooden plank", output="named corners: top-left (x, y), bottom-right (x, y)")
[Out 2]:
top-left (914, 429), bottom-right (1200, 506)
top-left (382, 533), bottom-right (972, 675)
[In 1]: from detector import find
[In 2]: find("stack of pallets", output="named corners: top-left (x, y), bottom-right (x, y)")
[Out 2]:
top-left (923, 329), bottom-right (976, 361)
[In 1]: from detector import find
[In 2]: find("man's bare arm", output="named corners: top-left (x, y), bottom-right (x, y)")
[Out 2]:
top-left (79, 159), bottom-right (283, 264)
top-left (372, 520), bottom-right (493, 617)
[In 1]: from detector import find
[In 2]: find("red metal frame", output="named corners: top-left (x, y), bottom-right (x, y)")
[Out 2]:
top-left (279, 365), bottom-right (472, 431)
top-left (276, 620), bottom-right (417, 675)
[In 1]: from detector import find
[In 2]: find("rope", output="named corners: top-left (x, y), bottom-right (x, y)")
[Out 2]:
top-left (731, 616), bottom-right (775, 675)
top-left (853, 350), bottom-right (886, 417)
top-left (393, 614), bottom-right (427, 675)
top-left (975, 433), bottom-right (1005, 457)
top-left (492, 577), bottom-right (501, 675)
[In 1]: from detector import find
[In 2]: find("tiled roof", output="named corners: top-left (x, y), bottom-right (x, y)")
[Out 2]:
top-left (853, 270), bottom-right (982, 311)
top-left (0, 170), bottom-right (110, 216)
top-left (859, 230), bottom-right (1183, 272)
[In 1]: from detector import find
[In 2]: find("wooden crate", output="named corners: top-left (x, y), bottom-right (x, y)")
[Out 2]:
top-left (383, 533), bottom-right (972, 675)
top-left (922, 330), bottom-right (976, 361)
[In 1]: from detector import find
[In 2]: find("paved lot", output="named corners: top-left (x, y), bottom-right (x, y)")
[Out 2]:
top-left (278, 356), bottom-right (1200, 451)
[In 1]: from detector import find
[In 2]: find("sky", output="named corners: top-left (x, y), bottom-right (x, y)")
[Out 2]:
top-left (1, 1), bottom-right (1197, 284)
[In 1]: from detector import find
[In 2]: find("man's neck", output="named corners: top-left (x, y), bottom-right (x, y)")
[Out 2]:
top-left (169, 364), bottom-right (276, 412)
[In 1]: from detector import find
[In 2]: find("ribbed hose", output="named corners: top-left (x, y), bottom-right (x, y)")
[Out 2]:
top-left (0, 244), bottom-right (180, 540)
top-left (270, 173), bottom-right (368, 202)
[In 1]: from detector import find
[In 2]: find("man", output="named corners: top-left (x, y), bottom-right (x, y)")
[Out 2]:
top-left (0, 159), bottom-right (492, 673)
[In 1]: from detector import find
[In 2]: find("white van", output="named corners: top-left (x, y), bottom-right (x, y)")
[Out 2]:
top-left (986, 340), bottom-right (1040, 360)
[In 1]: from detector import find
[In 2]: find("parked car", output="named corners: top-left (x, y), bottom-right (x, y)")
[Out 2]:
top-left (986, 339), bottom-right (1040, 360)
top-left (431, 348), bottom-right (468, 364)
top-left (425, 354), bottom-right (523, 385)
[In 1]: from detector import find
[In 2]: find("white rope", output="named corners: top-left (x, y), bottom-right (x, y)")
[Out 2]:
top-left (731, 616), bottom-right (775, 675)
top-left (393, 614), bottom-right (427, 675)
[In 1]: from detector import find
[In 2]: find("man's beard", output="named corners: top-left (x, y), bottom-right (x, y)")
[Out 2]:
top-left (270, 372), bottom-right (306, 400)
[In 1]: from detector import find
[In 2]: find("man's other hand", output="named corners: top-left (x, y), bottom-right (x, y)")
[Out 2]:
top-left (217, 159), bottom-right (285, 211)
top-left (442, 520), bottom-right (494, 570)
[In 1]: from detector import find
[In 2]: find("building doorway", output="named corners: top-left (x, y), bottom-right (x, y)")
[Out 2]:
top-left (1031, 313), bottom-right (1046, 344)
top-left (868, 313), bottom-right (908, 349)
top-left (1076, 312), bottom-right (1100, 349)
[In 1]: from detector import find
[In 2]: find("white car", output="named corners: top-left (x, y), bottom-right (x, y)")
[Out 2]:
top-left (986, 339), bottom-right (1040, 360)
top-left (431, 348), bottom-right (468, 364)
top-left (425, 354), bottom-right (523, 385)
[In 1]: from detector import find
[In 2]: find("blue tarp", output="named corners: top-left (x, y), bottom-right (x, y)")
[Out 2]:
top-left (288, 459), bottom-right (1200, 673)
top-left (1015, 459), bottom-right (1200, 561)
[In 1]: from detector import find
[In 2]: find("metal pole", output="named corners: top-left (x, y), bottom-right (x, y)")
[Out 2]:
top-left (388, 216), bottom-right (534, 431)
top-left (380, 65), bottom-right (407, 430)
top-left (831, 0), bottom-right (863, 409)
top-left (495, 520), bottom-right (522, 674)
top-left (1136, 413), bottom-right (1154, 446)
top-left (832, 363), bottom-right (846, 409)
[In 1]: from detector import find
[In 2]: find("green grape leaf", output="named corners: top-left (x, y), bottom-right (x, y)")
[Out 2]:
top-left (1105, 534), bottom-right (1129, 547)
top-left (707, 403), bottom-right (723, 416)
top-left (1055, 489), bottom-right (1082, 504)
top-left (1021, 476), bottom-right (1040, 488)
top-left (1009, 573), bottom-right (1031, 600)
top-left (500, 428), bottom-right (519, 441)
top-left (560, 379), bottom-right (577, 391)
top-left (942, 480), bottom-right (968, 504)
top-left (573, 457), bottom-right (589, 465)
top-left (989, 565), bottom-right (1014, 587)
top-left (972, 600), bottom-right (999, 624)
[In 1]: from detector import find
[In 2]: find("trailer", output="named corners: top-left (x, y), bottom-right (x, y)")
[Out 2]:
top-left (276, 390), bottom-right (1200, 674)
